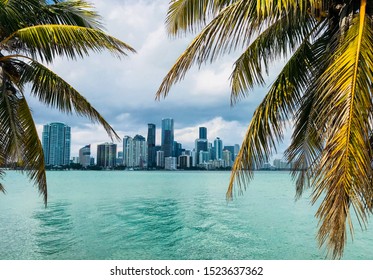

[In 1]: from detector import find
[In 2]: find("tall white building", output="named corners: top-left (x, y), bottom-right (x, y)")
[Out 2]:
top-left (156, 150), bottom-right (165, 168)
top-left (165, 157), bottom-right (177, 170)
top-left (123, 135), bottom-right (147, 168)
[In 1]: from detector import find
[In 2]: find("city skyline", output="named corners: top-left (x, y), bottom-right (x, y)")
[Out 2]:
top-left (31, 0), bottom-right (292, 162)
top-left (65, 117), bottom-right (241, 160)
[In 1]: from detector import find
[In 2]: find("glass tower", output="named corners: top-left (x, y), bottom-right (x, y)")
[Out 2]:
top-left (161, 118), bottom-right (174, 158)
top-left (199, 127), bottom-right (207, 139)
top-left (147, 123), bottom-right (156, 168)
top-left (42, 122), bottom-right (71, 166)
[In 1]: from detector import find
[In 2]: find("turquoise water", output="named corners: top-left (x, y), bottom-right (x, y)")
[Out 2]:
top-left (0, 170), bottom-right (372, 260)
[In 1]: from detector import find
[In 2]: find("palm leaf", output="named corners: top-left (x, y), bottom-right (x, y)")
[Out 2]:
top-left (16, 59), bottom-right (120, 141)
top-left (166, 0), bottom-right (235, 36)
top-left (157, 0), bottom-right (313, 99)
top-left (42, 0), bottom-right (103, 29)
top-left (284, 27), bottom-right (334, 198)
top-left (2, 24), bottom-right (135, 63)
top-left (227, 34), bottom-right (316, 199)
top-left (17, 96), bottom-right (48, 205)
top-left (311, 1), bottom-right (373, 258)
top-left (230, 10), bottom-right (317, 104)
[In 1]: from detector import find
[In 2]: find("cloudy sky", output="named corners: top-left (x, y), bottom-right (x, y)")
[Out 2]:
top-left (31, 0), bottom-right (290, 158)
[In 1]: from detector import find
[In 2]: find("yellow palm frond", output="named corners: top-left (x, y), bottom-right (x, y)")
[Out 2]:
top-left (312, 0), bottom-right (373, 258)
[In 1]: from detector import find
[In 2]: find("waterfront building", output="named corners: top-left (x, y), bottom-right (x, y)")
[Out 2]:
top-left (199, 150), bottom-right (210, 164)
top-left (97, 143), bottom-right (117, 168)
top-left (224, 145), bottom-right (235, 162)
top-left (223, 149), bottom-right (232, 167)
top-left (214, 137), bottom-right (223, 160)
top-left (195, 139), bottom-right (208, 164)
top-left (133, 135), bottom-right (147, 168)
top-left (156, 150), bottom-right (165, 168)
top-left (173, 141), bottom-right (183, 159)
top-left (179, 155), bottom-right (191, 169)
top-left (147, 123), bottom-right (156, 168)
top-left (123, 135), bottom-right (147, 168)
top-left (165, 157), bottom-right (177, 170)
top-left (161, 118), bottom-right (174, 158)
top-left (79, 144), bottom-right (91, 167)
top-left (273, 159), bottom-right (292, 170)
top-left (42, 122), bottom-right (71, 166)
top-left (123, 136), bottom-right (134, 167)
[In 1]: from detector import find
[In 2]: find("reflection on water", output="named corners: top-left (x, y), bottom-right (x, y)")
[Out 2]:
top-left (33, 202), bottom-right (77, 256)
top-left (93, 198), bottom-right (184, 259)
top-left (1, 171), bottom-right (372, 259)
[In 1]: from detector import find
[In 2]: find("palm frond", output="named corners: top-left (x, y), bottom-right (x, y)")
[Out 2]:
top-left (166, 0), bottom-right (235, 36)
top-left (1, 24), bottom-right (135, 63)
top-left (17, 96), bottom-right (48, 205)
top-left (312, 2), bottom-right (373, 258)
top-left (16, 59), bottom-right (120, 141)
top-left (157, 0), bottom-right (269, 99)
top-left (284, 27), bottom-right (333, 199)
top-left (42, 0), bottom-right (103, 29)
top-left (230, 11), bottom-right (317, 104)
top-left (158, 0), bottom-right (312, 99)
top-left (227, 34), bottom-right (316, 199)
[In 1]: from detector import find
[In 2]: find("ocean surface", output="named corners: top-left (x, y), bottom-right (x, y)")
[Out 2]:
top-left (0, 170), bottom-right (372, 260)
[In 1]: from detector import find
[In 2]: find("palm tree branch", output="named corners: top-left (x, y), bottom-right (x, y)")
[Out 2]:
top-left (230, 11), bottom-right (318, 104)
top-left (16, 58), bottom-right (120, 141)
top-left (166, 0), bottom-right (235, 36)
top-left (1, 24), bottom-right (135, 63)
top-left (312, 1), bottom-right (373, 258)
top-left (16, 95), bottom-right (47, 205)
top-left (227, 33), bottom-right (317, 199)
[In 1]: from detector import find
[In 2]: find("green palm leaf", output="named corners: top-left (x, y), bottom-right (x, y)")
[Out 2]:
top-left (2, 24), bottom-right (135, 63)
top-left (17, 59), bottom-right (120, 140)
top-left (0, 0), bottom-right (135, 205)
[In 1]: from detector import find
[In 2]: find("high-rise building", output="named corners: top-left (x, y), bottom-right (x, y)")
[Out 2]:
top-left (147, 123), bottom-right (156, 168)
top-left (79, 144), bottom-right (91, 167)
top-left (123, 135), bottom-right (147, 168)
top-left (156, 150), bottom-right (165, 168)
top-left (161, 118), bottom-right (174, 158)
top-left (195, 139), bottom-right (208, 164)
top-left (97, 143), bottom-right (117, 168)
top-left (223, 150), bottom-right (232, 167)
top-left (214, 137), bottom-right (223, 160)
top-left (42, 122), bottom-right (71, 166)
top-left (165, 157), bottom-right (177, 170)
top-left (179, 155), bottom-right (191, 169)
top-left (123, 136), bottom-right (134, 167)
top-left (199, 127), bottom-right (207, 139)
top-left (133, 134), bottom-right (147, 168)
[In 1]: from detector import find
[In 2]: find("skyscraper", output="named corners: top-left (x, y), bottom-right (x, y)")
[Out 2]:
top-left (123, 135), bottom-right (147, 168)
top-left (42, 122), bottom-right (71, 166)
top-left (147, 123), bottom-right (156, 168)
top-left (97, 143), bottom-right (117, 168)
top-left (214, 137), bottom-right (223, 160)
top-left (199, 127), bottom-right (207, 139)
top-left (161, 118), bottom-right (174, 158)
top-left (79, 144), bottom-right (91, 167)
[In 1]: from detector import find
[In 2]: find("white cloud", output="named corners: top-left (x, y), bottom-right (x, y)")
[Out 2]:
top-left (31, 0), bottom-right (291, 160)
top-left (175, 117), bottom-right (246, 150)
